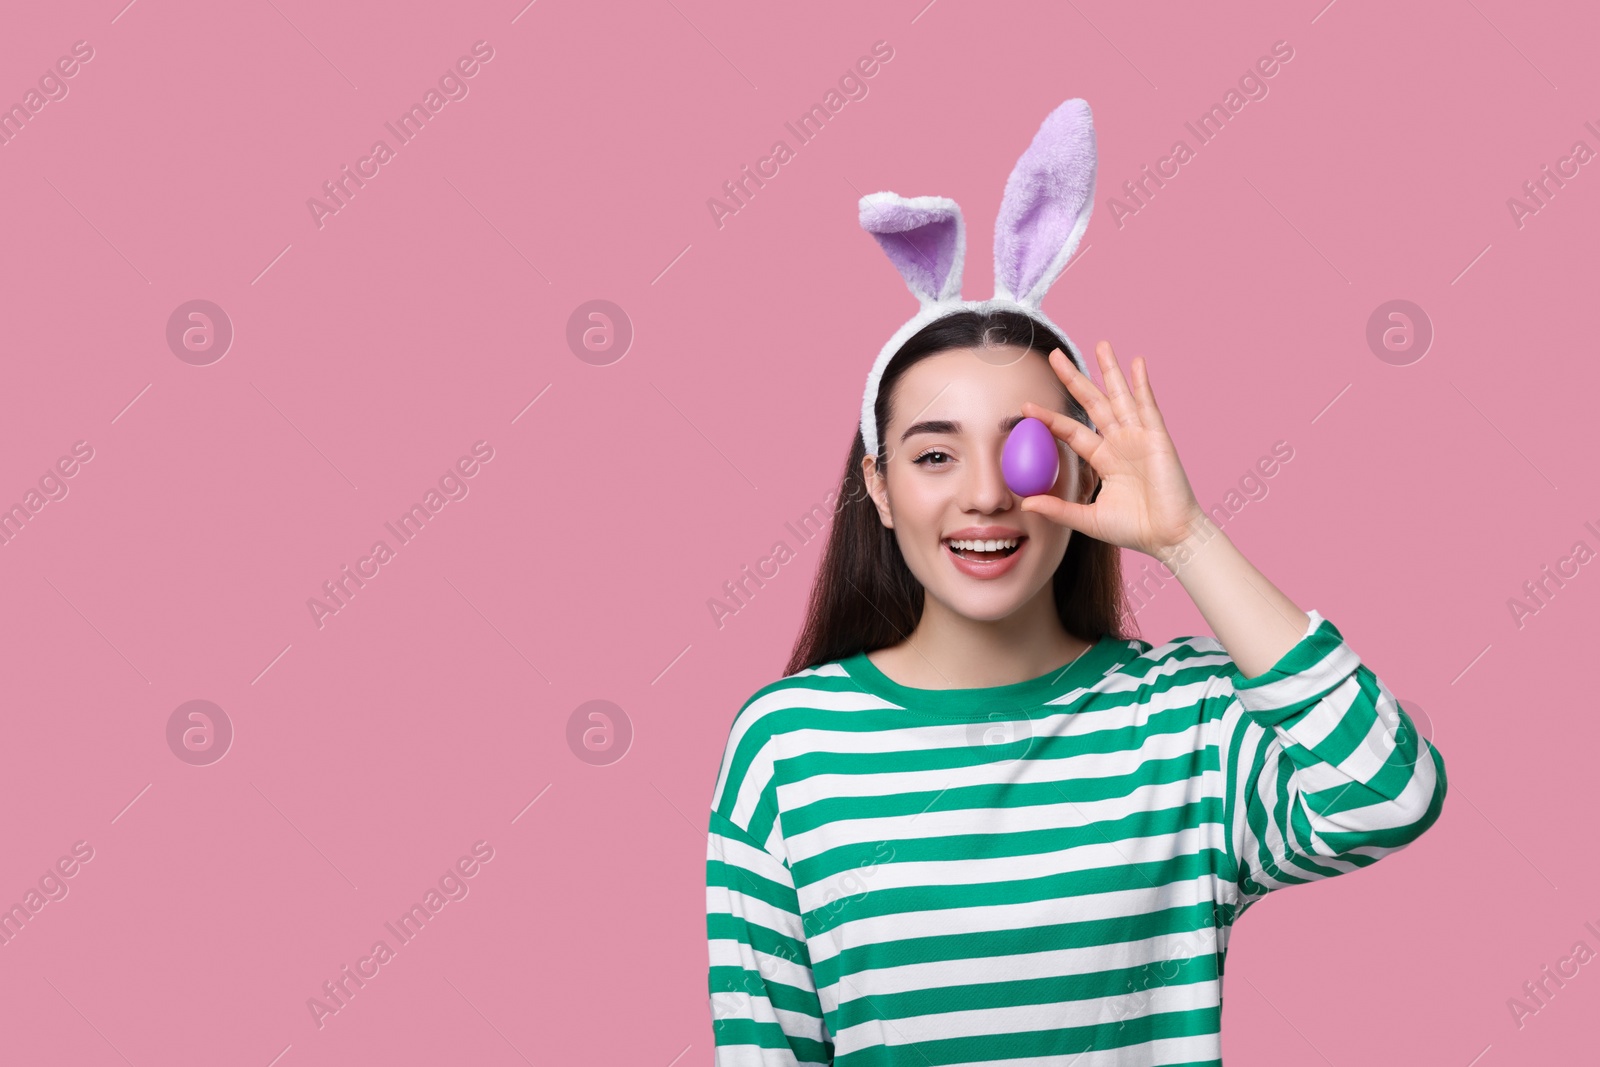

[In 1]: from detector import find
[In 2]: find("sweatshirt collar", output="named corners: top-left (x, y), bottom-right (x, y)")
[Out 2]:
top-left (838, 634), bottom-right (1135, 716)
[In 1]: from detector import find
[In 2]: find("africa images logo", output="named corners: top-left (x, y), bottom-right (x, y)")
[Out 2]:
top-left (306, 441), bottom-right (495, 629)
top-left (306, 840), bottom-right (495, 1029)
top-left (306, 41), bottom-right (496, 229)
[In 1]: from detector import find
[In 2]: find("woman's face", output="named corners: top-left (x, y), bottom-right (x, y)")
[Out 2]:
top-left (863, 344), bottom-right (1095, 623)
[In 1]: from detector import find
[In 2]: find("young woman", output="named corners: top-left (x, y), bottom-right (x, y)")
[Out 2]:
top-left (704, 309), bottom-right (1447, 1065)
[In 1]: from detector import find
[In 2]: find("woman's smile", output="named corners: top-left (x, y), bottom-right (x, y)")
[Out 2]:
top-left (943, 525), bottom-right (1029, 578)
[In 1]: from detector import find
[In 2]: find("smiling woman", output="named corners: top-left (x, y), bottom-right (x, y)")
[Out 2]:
top-left (704, 96), bottom-right (1446, 1067)
top-left (705, 312), bottom-right (1447, 1067)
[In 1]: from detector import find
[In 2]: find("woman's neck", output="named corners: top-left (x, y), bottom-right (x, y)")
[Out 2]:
top-left (866, 588), bottom-right (1091, 690)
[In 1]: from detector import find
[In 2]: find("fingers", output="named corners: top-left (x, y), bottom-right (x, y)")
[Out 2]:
top-left (1095, 341), bottom-right (1142, 430)
top-left (1018, 491), bottom-right (1097, 535)
top-left (1130, 355), bottom-right (1168, 433)
top-left (1047, 347), bottom-right (1117, 432)
top-left (1020, 400), bottom-right (1098, 464)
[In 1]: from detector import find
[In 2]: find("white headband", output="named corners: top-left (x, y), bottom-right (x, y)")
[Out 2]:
top-left (857, 97), bottom-right (1099, 459)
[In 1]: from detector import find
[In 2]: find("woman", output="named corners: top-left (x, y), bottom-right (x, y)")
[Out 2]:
top-left (706, 100), bottom-right (1446, 1066)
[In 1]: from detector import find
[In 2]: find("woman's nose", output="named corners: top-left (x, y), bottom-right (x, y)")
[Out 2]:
top-left (960, 446), bottom-right (1013, 512)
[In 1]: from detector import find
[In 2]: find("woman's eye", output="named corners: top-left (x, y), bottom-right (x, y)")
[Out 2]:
top-left (913, 450), bottom-right (951, 467)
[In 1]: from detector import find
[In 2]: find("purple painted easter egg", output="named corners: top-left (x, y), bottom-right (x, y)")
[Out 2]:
top-left (1002, 417), bottom-right (1060, 497)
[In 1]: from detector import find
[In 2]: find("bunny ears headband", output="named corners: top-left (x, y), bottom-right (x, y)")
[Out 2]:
top-left (857, 97), bottom-right (1098, 458)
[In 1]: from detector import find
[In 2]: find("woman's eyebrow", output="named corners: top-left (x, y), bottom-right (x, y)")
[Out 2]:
top-left (901, 413), bottom-right (1027, 443)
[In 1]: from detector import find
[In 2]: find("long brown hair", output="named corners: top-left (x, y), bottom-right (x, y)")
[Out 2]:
top-left (783, 309), bottom-right (1135, 676)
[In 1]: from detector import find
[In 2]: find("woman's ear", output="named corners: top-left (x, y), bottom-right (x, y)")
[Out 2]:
top-left (860, 453), bottom-right (895, 529)
top-left (1083, 464), bottom-right (1102, 504)
top-left (1065, 452), bottom-right (1098, 505)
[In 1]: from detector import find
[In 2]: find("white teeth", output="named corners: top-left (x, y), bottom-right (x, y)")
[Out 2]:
top-left (947, 538), bottom-right (1019, 551)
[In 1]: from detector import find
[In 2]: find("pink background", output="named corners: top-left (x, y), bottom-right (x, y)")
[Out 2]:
top-left (0, 0), bottom-right (1594, 1063)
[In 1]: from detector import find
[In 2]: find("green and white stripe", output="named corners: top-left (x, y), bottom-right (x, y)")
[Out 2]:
top-left (706, 610), bottom-right (1447, 1065)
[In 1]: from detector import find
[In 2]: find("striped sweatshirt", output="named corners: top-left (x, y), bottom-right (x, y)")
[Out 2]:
top-left (705, 610), bottom-right (1446, 1065)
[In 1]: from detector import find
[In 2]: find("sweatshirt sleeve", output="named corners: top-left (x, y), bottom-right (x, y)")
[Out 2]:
top-left (706, 707), bottom-right (833, 1065)
top-left (1218, 609), bottom-right (1447, 905)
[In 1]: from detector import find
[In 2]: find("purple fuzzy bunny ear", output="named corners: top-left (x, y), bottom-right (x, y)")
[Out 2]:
top-left (858, 192), bottom-right (965, 305)
top-left (993, 98), bottom-right (1097, 306)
